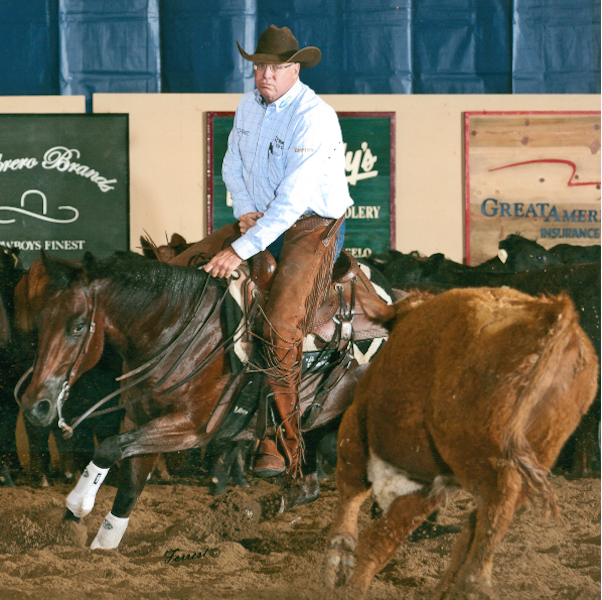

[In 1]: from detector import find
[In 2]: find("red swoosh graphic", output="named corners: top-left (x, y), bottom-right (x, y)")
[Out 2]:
top-left (489, 159), bottom-right (601, 190)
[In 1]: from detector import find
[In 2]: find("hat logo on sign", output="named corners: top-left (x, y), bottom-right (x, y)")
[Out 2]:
top-left (0, 190), bottom-right (79, 224)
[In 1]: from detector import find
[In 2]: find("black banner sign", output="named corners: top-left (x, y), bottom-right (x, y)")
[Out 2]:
top-left (0, 114), bottom-right (129, 268)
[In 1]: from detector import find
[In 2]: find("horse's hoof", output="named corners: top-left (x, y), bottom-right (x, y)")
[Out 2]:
top-left (209, 477), bottom-right (227, 496)
top-left (0, 464), bottom-right (16, 487)
top-left (63, 509), bottom-right (81, 524)
top-left (278, 472), bottom-right (320, 513)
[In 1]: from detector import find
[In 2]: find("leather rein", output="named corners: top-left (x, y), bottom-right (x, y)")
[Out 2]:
top-left (15, 271), bottom-right (241, 438)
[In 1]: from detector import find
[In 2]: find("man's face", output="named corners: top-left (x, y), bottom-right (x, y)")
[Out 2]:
top-left (254, 63), bottom-right (300, 105)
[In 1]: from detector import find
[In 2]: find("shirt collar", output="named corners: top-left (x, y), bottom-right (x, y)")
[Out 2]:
top-left (254, 79), bottom-right (303, 112)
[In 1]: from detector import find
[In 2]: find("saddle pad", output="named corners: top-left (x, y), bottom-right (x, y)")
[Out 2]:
top-left (224, 261), bottom-right (393, 372)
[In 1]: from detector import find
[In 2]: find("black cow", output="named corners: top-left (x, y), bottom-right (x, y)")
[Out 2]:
top-left (498, 234), bottom-right (600, 272)
top-left (0, 249), bottom-right (31, 485)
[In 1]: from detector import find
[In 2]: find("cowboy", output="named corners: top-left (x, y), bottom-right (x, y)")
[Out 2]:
top-left (203, 25), bottom-right (353, 477)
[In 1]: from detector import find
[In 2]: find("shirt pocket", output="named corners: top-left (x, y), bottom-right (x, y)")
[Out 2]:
top-left (267, 147), bottom-right (284, 187)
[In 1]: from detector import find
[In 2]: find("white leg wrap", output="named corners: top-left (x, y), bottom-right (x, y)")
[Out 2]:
top-left (90, 512), bottom-right (130, 550)
top-left (66, 462), bottom-right (110, 518)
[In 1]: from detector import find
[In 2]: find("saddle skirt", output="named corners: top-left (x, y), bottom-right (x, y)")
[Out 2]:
top-left (227, 250), bottom-right (392, 368)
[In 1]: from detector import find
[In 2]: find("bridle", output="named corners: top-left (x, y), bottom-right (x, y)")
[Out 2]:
top-left (56, 290), bottom-right (98, 434)
top-left (15, 270), bottom-right (243, 438)
top-left (14, 288), bottom-right (98, 437)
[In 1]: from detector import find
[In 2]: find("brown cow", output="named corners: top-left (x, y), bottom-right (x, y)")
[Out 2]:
top-left (323, 287), bottom-right (598, 600)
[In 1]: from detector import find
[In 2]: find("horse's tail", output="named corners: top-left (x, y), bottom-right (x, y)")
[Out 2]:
top-left (501, 293), bottom-right (597, 521)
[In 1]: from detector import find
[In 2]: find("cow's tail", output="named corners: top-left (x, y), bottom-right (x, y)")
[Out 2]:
top-left (501, 294), bottom-right (587, 522)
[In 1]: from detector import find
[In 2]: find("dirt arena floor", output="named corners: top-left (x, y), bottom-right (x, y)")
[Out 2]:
top-left (0, 470), bottom-right (598, 600)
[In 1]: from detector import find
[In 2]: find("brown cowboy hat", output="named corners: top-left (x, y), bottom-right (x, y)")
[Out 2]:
top-left (237, 25), bottom-right (321, 69)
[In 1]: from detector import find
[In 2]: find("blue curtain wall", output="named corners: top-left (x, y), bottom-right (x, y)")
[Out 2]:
top-left (0, 0), bottom-right (599, 106)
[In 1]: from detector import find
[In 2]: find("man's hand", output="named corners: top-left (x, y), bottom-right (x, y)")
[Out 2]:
top-left (239, 212), bottom-right (263, 234)
top-left (203, 246), bottom-right (243, 278)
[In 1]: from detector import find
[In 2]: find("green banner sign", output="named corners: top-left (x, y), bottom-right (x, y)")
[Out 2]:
top-left (0, 114), bottom-right (129, 269)
top-left (207, 112), bottom-right (395, 258)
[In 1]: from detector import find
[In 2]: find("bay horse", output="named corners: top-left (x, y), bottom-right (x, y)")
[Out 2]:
top-left (18, 251), bottom-right (376, 549)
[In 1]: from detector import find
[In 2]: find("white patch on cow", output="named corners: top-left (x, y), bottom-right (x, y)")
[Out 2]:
top-left (367, 449), bottom-right (424, 513)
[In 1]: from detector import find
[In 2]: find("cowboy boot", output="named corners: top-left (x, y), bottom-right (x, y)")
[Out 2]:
top-left (253, 367), bottom-right (303, 477)
top-left (253, 438), bottom-right (286, 478)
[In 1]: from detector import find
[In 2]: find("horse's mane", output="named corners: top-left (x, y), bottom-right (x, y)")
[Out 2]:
top-left (90, 254), bottom-right (224, 324)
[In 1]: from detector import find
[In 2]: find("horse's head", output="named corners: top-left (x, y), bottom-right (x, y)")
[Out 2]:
top-left (21, 252), bottom-right (106, 428)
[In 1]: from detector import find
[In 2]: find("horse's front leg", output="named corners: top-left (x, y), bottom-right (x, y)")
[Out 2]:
top-left (65, 414), bottom-right (139, 521)
top-left (65, 412), bottom-right (208, 549)
top-left (90, 453), bottom-right (158, 549)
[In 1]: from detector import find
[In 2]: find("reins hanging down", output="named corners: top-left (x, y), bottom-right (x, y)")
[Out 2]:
top-left (15, 270), bottom-right (244, 438)
top-left (66, 275), bottom-right (241, 437)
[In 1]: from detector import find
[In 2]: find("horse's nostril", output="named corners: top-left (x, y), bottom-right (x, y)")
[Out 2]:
top-left (33, 399), bottom-right (52, 421)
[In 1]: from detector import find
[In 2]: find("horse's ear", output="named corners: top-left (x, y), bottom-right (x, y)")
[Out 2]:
top-left (81, 251), bottom-right (99, 282)
top-left (170, 233), bottom-right (187, 247)
top-left (40, 251), bottom-right (82, 289)
top-left (140, 235), bottom-right (157, 259)
top-left (83, 251), bottom-right (96, 270)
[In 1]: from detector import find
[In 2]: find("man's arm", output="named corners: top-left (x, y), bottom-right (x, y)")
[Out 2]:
top-left (222, 106), bottom-right (257, 219)
top-left (203, 246), bottom-right (243, 278)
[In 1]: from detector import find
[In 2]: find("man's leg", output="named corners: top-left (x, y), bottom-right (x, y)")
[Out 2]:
top-left (253, 216), bottom-right (341, 477)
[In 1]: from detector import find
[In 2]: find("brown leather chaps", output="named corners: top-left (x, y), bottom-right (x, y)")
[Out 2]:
top-left (170, 215), bottom-right (342, 475)
top-left (259, 215), bottom-right (342, 475)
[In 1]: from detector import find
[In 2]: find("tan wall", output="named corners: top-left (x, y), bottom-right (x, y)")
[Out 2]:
top-left (0, 94), bottom-right (597, 262)
top-left (94, 93), bottom-right (600, 263)
top-left (0, 96), bottom-right (85, 113)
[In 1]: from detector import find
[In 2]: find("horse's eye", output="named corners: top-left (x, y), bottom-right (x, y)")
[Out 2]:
top-left (73, 323), bottom-right (86, 335)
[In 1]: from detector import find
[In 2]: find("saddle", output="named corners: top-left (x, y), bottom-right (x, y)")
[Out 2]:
top-left (245, 248), bottom-right (389, 348)
top-left (166, 225), bottom-right (389, 346)
top-left (207, 248), bottom-right (391, 439)
top-left (165, 231), bottom-right (392, 439)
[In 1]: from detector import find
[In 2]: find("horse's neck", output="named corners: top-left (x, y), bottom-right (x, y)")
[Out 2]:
top-left (100, 276), bottom-right (221, 369)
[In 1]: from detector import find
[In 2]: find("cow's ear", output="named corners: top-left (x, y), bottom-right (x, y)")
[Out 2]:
top-left (423, 253), bottom-right (445, 277)
top-left (356, 284), bottom-right (397, 330)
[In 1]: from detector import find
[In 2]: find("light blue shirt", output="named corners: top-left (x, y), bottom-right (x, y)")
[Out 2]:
top-left (223, 79), bottom-right (353, 260)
